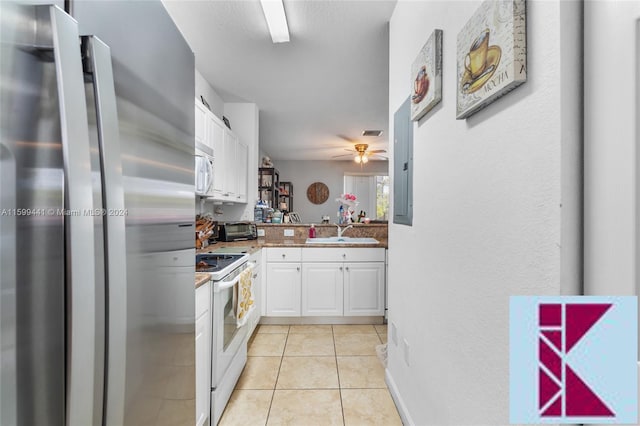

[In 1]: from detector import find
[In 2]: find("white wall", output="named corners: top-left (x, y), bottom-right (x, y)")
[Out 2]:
top-left (274, 160), bottom-right (388, 223)
top-left (584, 2), bottom-right (639, 297)
top-left (583, 9), bottom-right (640, 422)
top-left (387, 1), bottom-right (581, 424)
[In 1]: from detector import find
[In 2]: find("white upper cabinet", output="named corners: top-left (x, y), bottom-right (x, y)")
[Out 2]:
top-left (223, 129), bottom-right (237, 197)
top-left (210, 115), bottom-right (225, 195)
top-left (236, 139), bottom-right (248, 203)
top-left (195, 101), bottom-right (208, 145)
top-left (195, 99), bottom-right (249, 203)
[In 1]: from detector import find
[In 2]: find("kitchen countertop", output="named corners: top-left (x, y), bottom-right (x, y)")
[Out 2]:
top-left (196, 240), bottom-right (262, 255)
top-left (259, 239), bottom-right (388, 248)
top-left (195, 272), bottom-right (211, 289)
top-left (196, 238), bottom-right (388, 252)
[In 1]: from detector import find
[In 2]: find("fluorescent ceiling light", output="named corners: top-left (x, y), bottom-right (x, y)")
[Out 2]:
top-left (259, 0), bottom-right (290, 43)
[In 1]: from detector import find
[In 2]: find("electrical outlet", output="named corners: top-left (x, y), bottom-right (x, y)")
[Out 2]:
top-left (403, 338), bottom-right (410, 366)
top-left (257, 229), bottom-right (265, 237)
top-left (391, 322), bottom-right (398, 346)
top-left (283, 229), bottom-right (294, 237)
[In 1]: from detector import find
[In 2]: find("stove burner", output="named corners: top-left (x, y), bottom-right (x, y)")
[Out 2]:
top-left (196, 253), bottom-right (244, 273)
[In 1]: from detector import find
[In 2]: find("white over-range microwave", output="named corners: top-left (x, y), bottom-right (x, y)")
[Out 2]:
top-left (195, 141), bottom-right (214, 196)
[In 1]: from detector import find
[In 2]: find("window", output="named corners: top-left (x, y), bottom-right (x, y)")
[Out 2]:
top-left (344, 174), bottom-right (389, 221)
top-left (376, 175), bottom-right (390, 220)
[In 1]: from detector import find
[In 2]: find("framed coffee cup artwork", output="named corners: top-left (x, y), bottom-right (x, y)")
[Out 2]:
top-left (410, 29), bottom-right (443, 121)
top-left (456, 0), bottom-right (527, 119)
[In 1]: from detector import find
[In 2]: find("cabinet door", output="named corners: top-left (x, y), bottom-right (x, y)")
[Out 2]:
top-left (210, 116), bottom-right (225, 194)
top-left (235, 139), bottom-right (248, 202)
top-left (265, 262), bottom-right (301, 316)
top-left (195, 283), bottom-right (211, 426)
top-left (195, 101), bottom-right (208, 145)
top-left (223, 130), bottom-right (237, 196)
top-left (302, 263), bottom-right (343, 316)
top-left (249, 251), bottom-right (262, 334)
top-left (344, 262), bottom-right (385, 316)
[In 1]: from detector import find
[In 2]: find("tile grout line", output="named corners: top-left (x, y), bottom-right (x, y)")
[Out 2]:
top-left (246, 325), bottom-right (385, 425)
top-left (264, 327), bottom-right (290, 426)
top-left (332, 325), bottom-right (346, 426)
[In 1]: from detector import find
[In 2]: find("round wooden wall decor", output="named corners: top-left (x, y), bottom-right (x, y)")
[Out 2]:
top-left (306, 182), bottom-right (330, 204)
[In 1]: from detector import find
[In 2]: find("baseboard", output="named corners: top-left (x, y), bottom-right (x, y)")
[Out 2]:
top-left (260, 316), bottom-right (384, 325)
top-left (385, 368), bottom-right (415, 426)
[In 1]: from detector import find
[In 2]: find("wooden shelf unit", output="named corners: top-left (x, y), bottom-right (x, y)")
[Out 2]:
top-left (258, 167), bottom-right (280, 208)
top-left (279, 181), bottom-right (293, 212)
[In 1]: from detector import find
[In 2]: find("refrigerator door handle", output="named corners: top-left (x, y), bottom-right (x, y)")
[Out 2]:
top-left (0, 140), bottom-right (17, 426)
top-left (81, 35), bottom-right (128, 426)
top-left (82, 36), bottom-right (127, 425)
top-left (47, 5), bottom-right (98, 426)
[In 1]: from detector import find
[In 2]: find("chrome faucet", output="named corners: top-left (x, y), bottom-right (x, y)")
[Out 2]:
top-left (335, 224), bottom-right (353, 238)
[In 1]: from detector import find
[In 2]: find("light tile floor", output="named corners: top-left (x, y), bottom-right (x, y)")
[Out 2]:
top-left (219, 324), bottom-right (402, 426)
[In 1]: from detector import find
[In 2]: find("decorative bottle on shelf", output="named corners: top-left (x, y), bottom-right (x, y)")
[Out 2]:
top-left (308, 224), bottom-right (316, 238)
top-left (338, 205), bottom-right (344, 224)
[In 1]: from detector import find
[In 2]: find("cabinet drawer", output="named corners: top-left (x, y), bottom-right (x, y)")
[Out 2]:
top-left (195, 281), bottom-right (210, 318)
top-left (249, 249), bottom-right (262, 265)
top-left (266, 247), bottom-right (302, 262)
top-left (301, 247), bottom-right (385, 263)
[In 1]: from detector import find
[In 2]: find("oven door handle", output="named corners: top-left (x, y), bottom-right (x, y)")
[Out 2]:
top-left (214, 262), bottom-right (256, 292)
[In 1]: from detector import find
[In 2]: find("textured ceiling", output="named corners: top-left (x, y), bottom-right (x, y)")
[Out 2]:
top-left (162, 0), bottom-right (396, 160)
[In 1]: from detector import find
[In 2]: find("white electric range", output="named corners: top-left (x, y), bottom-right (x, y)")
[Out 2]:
top-left (196, 252), bottom-right (251, 425)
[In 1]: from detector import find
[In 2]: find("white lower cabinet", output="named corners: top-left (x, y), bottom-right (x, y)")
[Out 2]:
top-left (248, 250), bottom-right (262, 335)
top-left (343, 262), bottom-right (385, 316)
top-left (301, 263), bottom-right (343, 316)
top-left (265, 247), bottom-right (385, 318)
top-left (195, 281), bottom-right (211, 426)
top-left (265, 262), bottom-right (301, 316)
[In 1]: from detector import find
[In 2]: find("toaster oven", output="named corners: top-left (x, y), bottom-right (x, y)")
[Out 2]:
top-left (218, 222), bottom-right (257, 242)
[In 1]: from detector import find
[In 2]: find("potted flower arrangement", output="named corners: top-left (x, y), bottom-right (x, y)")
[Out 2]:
top-left (335, 193), bottom-right (358, 223)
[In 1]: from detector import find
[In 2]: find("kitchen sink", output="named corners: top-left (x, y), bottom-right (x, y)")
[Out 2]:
top-left (305, 237), bottom-right (379, 244)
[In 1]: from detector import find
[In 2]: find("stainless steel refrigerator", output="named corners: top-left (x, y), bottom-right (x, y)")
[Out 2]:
top-left (0, 2), bottom-right (196, 425)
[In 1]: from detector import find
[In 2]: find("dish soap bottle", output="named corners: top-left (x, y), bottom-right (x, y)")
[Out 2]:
top-left (308, 224), bottom-right (316, 238)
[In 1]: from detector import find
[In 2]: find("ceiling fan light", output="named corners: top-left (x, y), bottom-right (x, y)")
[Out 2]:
top-left (354, 155), bottom-right (361, 164)
top-left (362, 155), bottom-right (369, 164)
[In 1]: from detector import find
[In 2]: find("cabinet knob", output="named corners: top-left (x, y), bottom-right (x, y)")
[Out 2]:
top-left (282, 254), bottom-right (286, 259)
top-left (339, 266), bottom-right (343, 271)
top-left (342, 253), bottom-right (346, 259)
top-left (296, 266), bottom-right (300, 271)
top-left (345, 267), bottom-right (350, 272)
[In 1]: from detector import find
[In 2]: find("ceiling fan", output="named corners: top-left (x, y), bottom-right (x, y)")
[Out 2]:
top-left (332, 143), bottom-right (387, 164)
